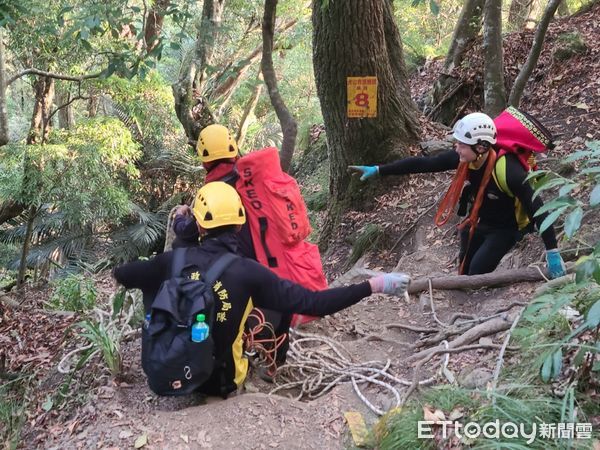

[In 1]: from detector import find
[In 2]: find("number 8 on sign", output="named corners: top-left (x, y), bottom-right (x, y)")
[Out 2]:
top-left (355, 93), bottom-right (369, 107)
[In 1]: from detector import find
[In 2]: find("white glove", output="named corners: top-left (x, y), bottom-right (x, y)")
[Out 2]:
top-left (369, 273), bottom-right (411, 297)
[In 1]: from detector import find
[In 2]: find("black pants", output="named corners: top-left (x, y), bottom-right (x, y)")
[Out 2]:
top-left (459, 225), bottom-right (521, 275)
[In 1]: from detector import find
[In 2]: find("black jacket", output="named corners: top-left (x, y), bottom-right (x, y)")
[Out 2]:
top-left (113, 233), bottom-right (371, 393)
top-left (379, 149), bottom-right (557, 249)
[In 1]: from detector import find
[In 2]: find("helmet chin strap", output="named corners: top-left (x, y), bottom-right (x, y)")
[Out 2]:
top-left (471, 140), bottom-right (491, 160)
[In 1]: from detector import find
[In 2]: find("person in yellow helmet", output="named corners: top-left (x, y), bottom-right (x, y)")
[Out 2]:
top-left (114, 182), bottom-right (411, 397)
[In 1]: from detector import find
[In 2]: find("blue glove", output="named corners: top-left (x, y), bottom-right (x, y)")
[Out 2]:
top-left (348, 165), bottom-right (379, 181)
top-left (369, 273), bottom-right (411, 297)
top-left (546, 249), bottom-right (566, 279)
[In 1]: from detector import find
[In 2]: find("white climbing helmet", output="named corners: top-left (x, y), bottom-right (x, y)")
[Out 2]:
top-left (452, 112), bottom-right (497, 146)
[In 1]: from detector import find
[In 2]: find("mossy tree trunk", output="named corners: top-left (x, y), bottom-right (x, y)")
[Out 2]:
top-left (312, 0), bottom-right (420, 245)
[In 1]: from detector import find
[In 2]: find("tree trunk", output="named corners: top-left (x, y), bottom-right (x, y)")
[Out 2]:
top-left (87, 92), bottom-right (98, 118)
top-left (261, 0), bottom-right (297, 173)
top-left (0, 29), bottom-right (8, 146)
top-left (446, 0), bottom-right (485, 71)
top-left (312, 0), bottom-right (420, 244)
top-left (16, 206), bottom-right (36, 289)
top-left (172, 0), bottom-right (225, 144)
top-left (27, 76), bottom-right (55, 145)
top-left (214, 19), bottom-right (297, 120)
top-left (509, 0), bottom-right (562, 107)
top-left (428, 0), bottom-right (484, 124)
top-left (508, 0), bottom-right (534, 29)
top-left (525, 0), bottom-right (544, 28)
top-left (57, 89), bottom-right (75, 129)
top-left (483, 0), bottom-right (507, 117)
top-left (0, 200), bottom-right (25, 226)
top-left (144, 0), bottom-right (170, 53)
top-left (557, 0), bottom-right (570, 16)
top-left (236, 72), bottom-right (263, 148)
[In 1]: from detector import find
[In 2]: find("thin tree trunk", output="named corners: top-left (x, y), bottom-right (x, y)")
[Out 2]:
top-left (483, 0), bottom-right (506, 117)
top-left (0, 201), bottom-right (25, 226)
top-left (16, 206), bottom-right (36, 289)
top-left (0, 29), bottom-right (8, 146)
top-left (87, 91), bottom-right (98, 118)
top-left (428, 0), bottom-right (484, 124)
top-left (445, 0), bottom-right (485, 71)
top-left (144, 0), bottom-right (170, 53)
top-left (172, 0), bottom-right (225, 143)
top-left (236, 72), bottom-right (263, 148)
top-left (508, 0), bottom-right (534, 29)
top-left (27, 76), bottom-right (55, 144)
top-left (261, 0), bottom-right (297, 173)
top-left (557, 0), bottom-right (570, 16)
top-left (214, 19), bottom-right (297, 119)
top-left (57, 89), bottom-right (75, 129)
top-left (525, 0), bottom-right (543, 27)
top-left (509, 0), bottom-right (562, 106)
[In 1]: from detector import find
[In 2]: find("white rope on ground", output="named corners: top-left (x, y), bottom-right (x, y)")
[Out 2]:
top-left (428, 278), bottom-right (448, 327)
top-left (530, 263), bottom-right (550, 282)
top-left (269, 328), bottom-right (451, 416)
top-left (57, 344), bottom-right (96, 374)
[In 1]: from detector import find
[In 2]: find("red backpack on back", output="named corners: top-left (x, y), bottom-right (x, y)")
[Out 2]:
top-left (235, 147), bottom-right (328, 327)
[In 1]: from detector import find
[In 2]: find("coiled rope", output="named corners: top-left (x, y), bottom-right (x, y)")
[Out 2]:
top-left (270, 329), bottom-right (451, 416)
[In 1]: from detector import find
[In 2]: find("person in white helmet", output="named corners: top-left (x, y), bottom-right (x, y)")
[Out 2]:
top-left (348, 111), bottom-right (566, 278)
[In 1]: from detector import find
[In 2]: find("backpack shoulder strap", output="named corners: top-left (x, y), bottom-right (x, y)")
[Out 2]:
top-left (492, 154), bottom-right (514, 198)
top-left (203, 252), bottom-right (239, 287)
top-left (171, 248), bottom-right (188, 278)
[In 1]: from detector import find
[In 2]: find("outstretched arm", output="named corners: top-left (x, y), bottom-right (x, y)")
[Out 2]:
top-left (247, 260), bottom-right (409, 316)
top-left (348, 149), bottom-right (459, 181)
top-left (378, 149), bottom-right (460, 176)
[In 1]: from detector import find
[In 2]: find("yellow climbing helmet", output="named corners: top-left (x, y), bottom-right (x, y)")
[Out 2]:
top-left (192, 181), bottom-right (246, 229)
top-left (197, 124), bottom-right (239, 162)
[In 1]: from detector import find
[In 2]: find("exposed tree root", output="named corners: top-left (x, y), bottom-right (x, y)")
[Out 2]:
top-left (407, 315), bottom-right (514, 362)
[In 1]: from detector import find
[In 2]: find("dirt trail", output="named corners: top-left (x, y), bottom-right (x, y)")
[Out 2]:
top-left (34, 215), bottom-right (541, 449)
top-left (9, 6), bottom-right (600, 448)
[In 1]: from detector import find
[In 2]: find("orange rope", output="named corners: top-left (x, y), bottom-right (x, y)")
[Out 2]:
top-left (434, 150), bottom-right (498, 274)
top-left (243, 309), bottom-right (287, 377)
top-left (434, 162), bottom-right (469, 227)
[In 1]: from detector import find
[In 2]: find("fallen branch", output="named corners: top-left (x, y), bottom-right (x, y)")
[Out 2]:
top-left (533, 273), bottom-right (575, 297)
top-left (402, 343), bottom-right (516, 404)
top-left (408, 316), bottom-right (513, 362)
top-left (385, 323), bottom-right (438, 334)
top-left (407, 267), bottom-right (551, 294)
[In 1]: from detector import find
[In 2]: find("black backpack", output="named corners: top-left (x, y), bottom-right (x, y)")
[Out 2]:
top-left (141, 249), bottom-right (238, 396)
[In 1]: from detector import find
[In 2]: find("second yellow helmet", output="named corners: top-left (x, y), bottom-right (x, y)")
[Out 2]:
top-left (192, 182), bottom-right (246, 229)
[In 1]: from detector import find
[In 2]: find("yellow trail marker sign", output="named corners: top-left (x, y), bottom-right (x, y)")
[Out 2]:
top-left (347, 76), bottom-right (377, 118)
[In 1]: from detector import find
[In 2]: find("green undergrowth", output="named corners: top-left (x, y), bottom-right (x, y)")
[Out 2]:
top-left (371, 279), bottom-right (600, 449)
